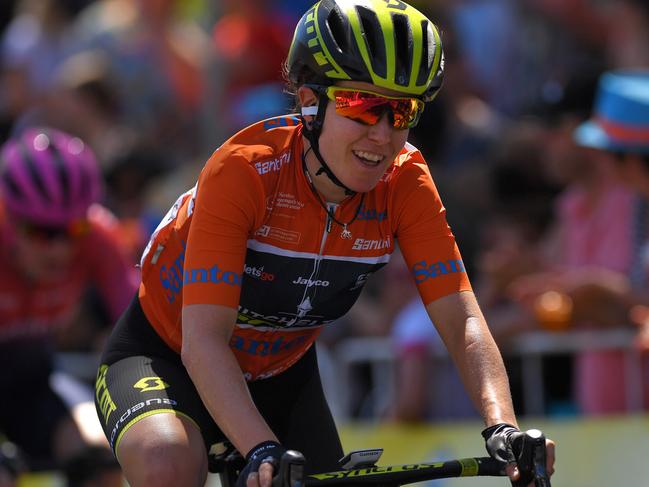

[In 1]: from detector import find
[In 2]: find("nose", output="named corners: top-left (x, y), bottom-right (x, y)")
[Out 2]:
top-left (367, 112), bottom-right (396, 143)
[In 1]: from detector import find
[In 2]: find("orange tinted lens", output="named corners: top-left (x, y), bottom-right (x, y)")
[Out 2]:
top-left (332, 90), bottom-right (420, 129)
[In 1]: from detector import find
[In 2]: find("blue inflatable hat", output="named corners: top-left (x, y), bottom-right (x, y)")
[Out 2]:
top-left (574, 70), bottom-right (649, 154)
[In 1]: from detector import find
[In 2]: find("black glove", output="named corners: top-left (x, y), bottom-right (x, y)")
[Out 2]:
top-left (235, 441), bottom-right (286, 487)
top-left (481, 423), bottom-right (533, 487)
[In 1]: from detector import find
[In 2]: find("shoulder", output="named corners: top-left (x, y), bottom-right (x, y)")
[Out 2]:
top-left (212, 115), bottom-right (301, 165)
top-left (383, 142), bottom-right (432, 184)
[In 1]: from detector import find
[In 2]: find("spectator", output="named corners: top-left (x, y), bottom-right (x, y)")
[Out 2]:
top-left (569, 69), bottom-right (649, 413)
top-left (211, 0), bottom-right (293, 131)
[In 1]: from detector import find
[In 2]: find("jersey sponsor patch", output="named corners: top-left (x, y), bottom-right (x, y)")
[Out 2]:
top-left (356, 204), bottom-right (388, 222)
top-left (412, 259), bottom-right (466, 283)
top-left (255, 225), bottom-right (301, 244)
top-left (352, 236), bottom-right (391, 251)
top-left (263, 115), bottom-right (300, 131)
top-left (254, 151), bottom-right (291, 175)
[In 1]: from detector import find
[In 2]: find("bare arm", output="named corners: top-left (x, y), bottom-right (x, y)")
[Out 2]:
top-left (426, 291), bottom-right (517, 427)
top-left (181, 304), bottom-right (277, 457)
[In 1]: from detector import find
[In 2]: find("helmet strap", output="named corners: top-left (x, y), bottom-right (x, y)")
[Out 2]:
top-left (300, 95), bottom-right (356, 197)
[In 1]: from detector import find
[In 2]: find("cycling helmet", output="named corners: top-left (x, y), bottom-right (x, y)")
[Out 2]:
top-left (287, 0), bottom-right (445, 101)
top-left (286, 0), bottom-right (444, 195)
top-left (0, 128), bottom-right (102, 226)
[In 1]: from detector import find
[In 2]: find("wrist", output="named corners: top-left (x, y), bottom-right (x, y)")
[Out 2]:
top-left (245, 440), bottom-right (283, 462)
top-left (481, 423), bottom-right (519, 440)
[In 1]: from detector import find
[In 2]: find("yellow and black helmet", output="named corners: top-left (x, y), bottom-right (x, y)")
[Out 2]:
top-left (287, 0), bottom-right (444, 101)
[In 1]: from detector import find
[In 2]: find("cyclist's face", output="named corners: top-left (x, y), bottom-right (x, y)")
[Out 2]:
top-left (11, 221), bottom-right (77, 281)
top-left (301, 81), bottom-right (410, 200)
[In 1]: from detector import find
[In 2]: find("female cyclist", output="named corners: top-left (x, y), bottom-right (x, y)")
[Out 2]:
top-left (93, 1), bottom-right (555, 486)
top-left (0, 128), bottom-right (138, 468)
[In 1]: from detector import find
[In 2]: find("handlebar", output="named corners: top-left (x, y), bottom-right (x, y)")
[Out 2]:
top-left (274, 429), bottom-right (551, 487)
top-left (211, 429), bottom-right (551, 487)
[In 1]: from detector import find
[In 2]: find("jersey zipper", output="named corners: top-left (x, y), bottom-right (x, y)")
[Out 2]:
top-left (290, 204), bottom-right (334, 324)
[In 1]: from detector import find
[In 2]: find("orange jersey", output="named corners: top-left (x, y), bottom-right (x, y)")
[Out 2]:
top-left (139, 115), bottom-right (471, 380)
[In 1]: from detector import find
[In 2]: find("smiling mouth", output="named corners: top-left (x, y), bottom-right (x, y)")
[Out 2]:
top-left (353, 150), bottom-right (385, 166)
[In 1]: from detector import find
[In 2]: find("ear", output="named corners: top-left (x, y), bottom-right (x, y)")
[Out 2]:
top-left (297, 86), bottom-right (319, 109)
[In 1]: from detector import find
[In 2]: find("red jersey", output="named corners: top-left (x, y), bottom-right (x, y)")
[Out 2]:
top-left (139, 116), bottom-right (471, 380)
top-left (0, 204), bottom-right (139, 342)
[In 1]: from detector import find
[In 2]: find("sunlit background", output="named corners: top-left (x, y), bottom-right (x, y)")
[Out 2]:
top-left (0, 0), bottom-right (648, 486)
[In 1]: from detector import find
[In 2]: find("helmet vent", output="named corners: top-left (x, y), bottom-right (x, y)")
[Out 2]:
top-left (50, 146), bottom-right (71, 206)
top-left (0, 171), bottom-right (22, 200)
top-left (327, 8), bottom-right (348, 54)
top-left (19, 141), bottom-right (51, 202)
top-left (417, 20), bottom-right (434, 86)
top-left (356, 6), bottom-right (386, 78)
top-left (392, 13), bottom-right (412, 86)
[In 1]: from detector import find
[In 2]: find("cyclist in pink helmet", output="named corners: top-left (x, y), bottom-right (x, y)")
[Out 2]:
top-left (0, 128), bottom-right (138, 470)
top-left (1, 128), bottom-right (102, 227)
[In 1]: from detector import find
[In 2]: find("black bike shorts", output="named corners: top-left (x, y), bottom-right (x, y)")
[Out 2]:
top-left (94, 295), bottom-right (343, 474)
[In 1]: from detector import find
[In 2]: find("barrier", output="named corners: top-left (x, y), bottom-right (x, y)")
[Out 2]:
top-left (326, 328), bottom-right (643, 419)
top-left (339, 414), bottom-right (649, 487)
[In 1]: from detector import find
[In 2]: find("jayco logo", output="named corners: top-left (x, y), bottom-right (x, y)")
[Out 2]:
top-left (292, 276), bottom-right (330, 287)
top-left (356, 205), bottom-right (388, 222)
top-left (412, 260), bottom-right (465, 283)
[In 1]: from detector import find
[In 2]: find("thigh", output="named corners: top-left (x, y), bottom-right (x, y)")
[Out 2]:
top-left (94, 354), bottom-right (222, 454)
top-left (250, 346), bottom-right (344, 474)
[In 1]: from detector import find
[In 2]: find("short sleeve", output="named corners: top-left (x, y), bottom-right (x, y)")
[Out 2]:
top-left (182, 151), bottom-right (266, 308)
top-left (391, 153), bottom-right (472, 305)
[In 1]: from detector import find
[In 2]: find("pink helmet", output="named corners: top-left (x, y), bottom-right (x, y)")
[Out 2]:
top-left (0, 128), bottom-right (102, 226)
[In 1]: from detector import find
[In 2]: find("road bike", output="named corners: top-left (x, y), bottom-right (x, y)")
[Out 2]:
top-left (210, 429), bottom-right (551, 487)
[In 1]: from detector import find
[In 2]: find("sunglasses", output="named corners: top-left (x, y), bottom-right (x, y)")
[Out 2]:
top-left (308, 85), bottom-right (425, 130)
top-left (16, 219), bottom-right (90, 242)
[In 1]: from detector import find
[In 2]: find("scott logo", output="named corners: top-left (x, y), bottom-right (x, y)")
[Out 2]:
top-left (412, 260), bottom-right (465, 283)
top-left (292, 276), bottom-right (330, 287)
top-left (133, 377), bottom-right (169, 392)
top-left (95, 365), bottom-right (116, 423)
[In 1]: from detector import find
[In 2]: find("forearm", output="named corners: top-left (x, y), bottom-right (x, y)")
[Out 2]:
top-left (458, 316), bottom-right (517, 427)
top-left (182, 305), bottom-right (277, 456)
top-left (427, 293), bottom-right (517, 427)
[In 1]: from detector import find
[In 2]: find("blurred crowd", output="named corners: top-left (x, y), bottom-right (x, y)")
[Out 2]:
top-left (0, 0), bottom-right (648, 483)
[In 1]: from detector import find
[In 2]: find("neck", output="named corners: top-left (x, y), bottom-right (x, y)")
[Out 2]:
top-left (302, 138), bottom-right (348, 203)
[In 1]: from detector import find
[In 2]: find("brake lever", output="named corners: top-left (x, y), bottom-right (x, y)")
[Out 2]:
top-left (272, 450), bottom-right (306, 487)
top-left (526, 429), bottom-right (551, 487)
